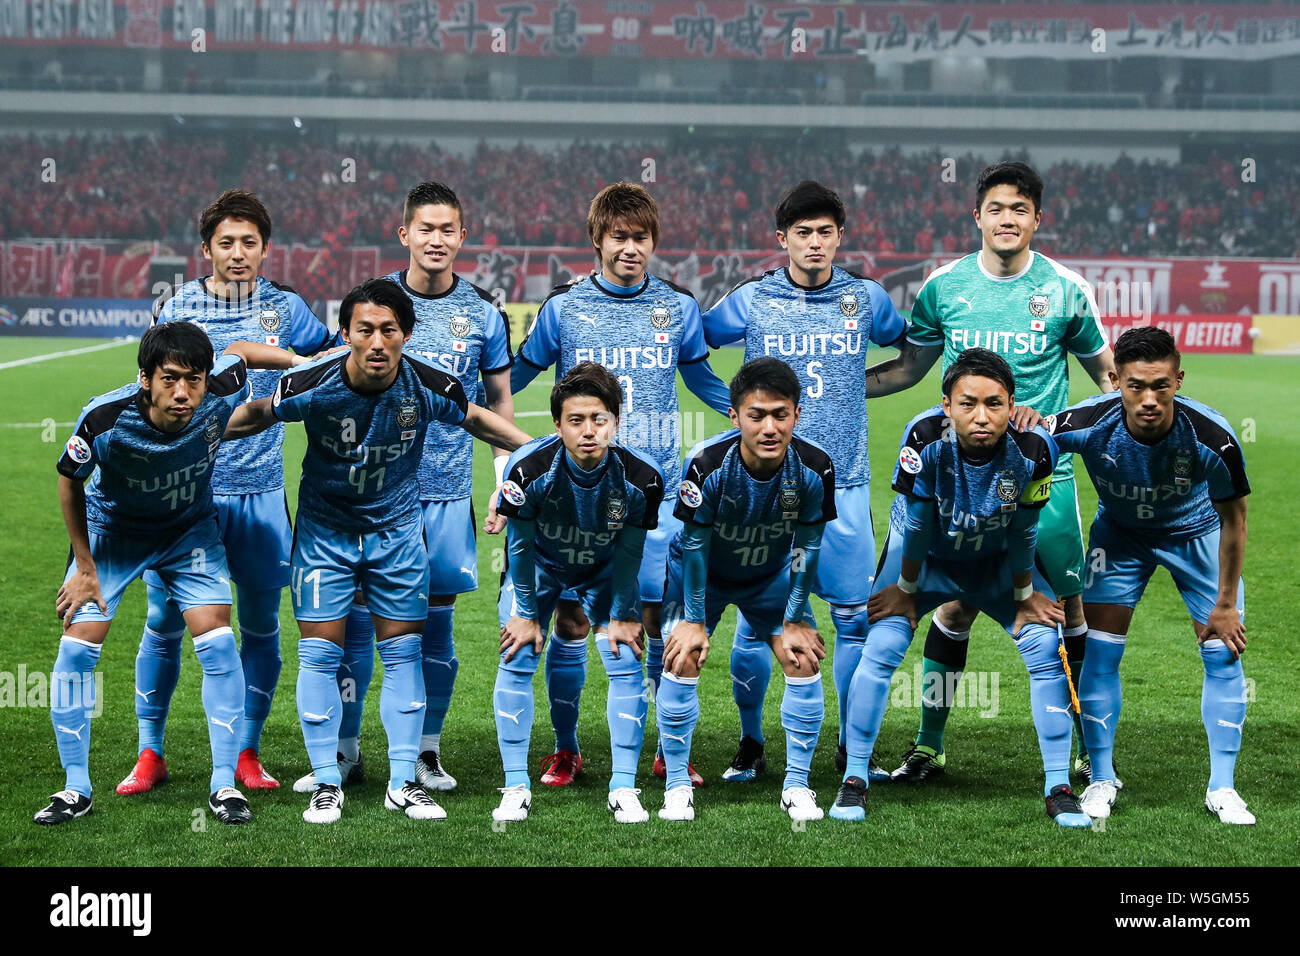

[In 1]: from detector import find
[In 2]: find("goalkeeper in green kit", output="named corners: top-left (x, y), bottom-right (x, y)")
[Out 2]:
top-left (866, 161), bottom-right (1117, 785)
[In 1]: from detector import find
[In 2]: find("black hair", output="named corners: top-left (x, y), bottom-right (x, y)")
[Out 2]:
top-left (941, 348), bottom-right (1016, 399)
top-left (774, 180), bottom-right (845, 233)
top-left (975, 161), bottom-right (1044, 216)
top-left (138, 321), bottom-right (214, 378)
top-left (551, 361), bottom-right (622, 421)
top-left (730, 357), bottom-right (802, 409)
top-left (199, 189), bottom-right (272, 245)
top-left (339, 278), bottom-right (417, 335)
top-left (1114, 326), bottom-right (1181, 369)
top-left (404, 181), bottom-right (465, 229)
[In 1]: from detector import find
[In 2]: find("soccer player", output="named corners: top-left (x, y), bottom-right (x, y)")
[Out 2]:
top-left (657, 358), bottom-right (836, 823)
top-left (490, 363), bottom-right (664, 824)
top-left (830, 349), bottom-right (1090, 828)
top-left (291, 181), bottom-right (515, 796)
top-left (1042, 327), bottom-right (1254, 824)
top-left (245, 279), bottom-right (529, 824)
top-left (119, 189), bottom-right (336, 797)
top-left (509, 182), bottom-right (731, 788)
top-left (865, 162), bottom-right (1116, 784)
top-left (36, 323), bottom-right (303, 826)
top-left (702, 181), bottom-right (906, 782)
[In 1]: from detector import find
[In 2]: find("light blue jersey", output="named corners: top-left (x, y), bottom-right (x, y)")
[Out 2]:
top-left (155, 276), bottom-right (332, 495)
top-left (703, 266), bottom-right (907, 488)
top-left (272, 353), bottom-right (468, 534)
top-left (386, 270), bottom-right (513, 501)
top-left (58, 354), bottom-right (251, 535)
top-left (1047, 394), bottom-right (1250, 542)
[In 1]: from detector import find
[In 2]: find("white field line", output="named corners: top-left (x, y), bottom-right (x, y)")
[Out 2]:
top-left (0, 338), bottom-right (135, 371)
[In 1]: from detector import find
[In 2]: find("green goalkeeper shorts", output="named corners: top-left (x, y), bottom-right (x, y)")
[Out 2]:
top-left (1037, 476), bottom-right (1087, 599)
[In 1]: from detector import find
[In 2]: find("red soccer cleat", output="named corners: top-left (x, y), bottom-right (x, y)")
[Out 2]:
top-left (653, 753), bottom-right (704, 788)
top-left (116, 748), bottom-right (168, 795)
top-left (235, 748), bottom-right (280, 790)
top-left (539, 750), bottom-right (583, 787)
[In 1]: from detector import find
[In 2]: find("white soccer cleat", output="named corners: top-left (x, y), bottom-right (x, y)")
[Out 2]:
top-left (415, 750), bottom-right (457, 792)
top-left (493, 785), bottom-right (532, 822)
top-left (659, 785), bottom-right (695, 822)
top-left (781, 786), bottom-right (824, 822)
top-left (1080, 780), bottom-right (1119, 820)
top-left (292, 750), bottom-right (364, 794)
top-left (607, 787), bottom-right (649, 824)
top-left (1205, 787), bottom-right (1256, 825)
top-left (385, 781), bottom-right (447, 821)
top-left (303, 784), bottom-right (344, 824)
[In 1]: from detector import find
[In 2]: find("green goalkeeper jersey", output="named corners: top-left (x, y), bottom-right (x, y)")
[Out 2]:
top-left (907, 250), bottom-right (1108, 480)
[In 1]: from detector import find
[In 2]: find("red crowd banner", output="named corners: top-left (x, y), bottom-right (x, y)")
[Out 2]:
top-left (3, 242), bottom-right (1299, 316)
top-left (1105, 315), bottom-right (1255, 353)
top-left (0, 2), bottom-right (1296, 60)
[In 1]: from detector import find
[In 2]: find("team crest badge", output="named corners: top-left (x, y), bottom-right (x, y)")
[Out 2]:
top-left (259, 308), bottom-right (281, 332)
top-left (649, 304), bottom-right (671, 330)
top-left (449, 314), bottom-right (471, 338)
top-left (1028, 293), bottom-right (1050, 318)
top-left (1173, 449), bottom-right (1193, 486)
top-left (679, 480), bottom-right (703, 508)
top-left (606, 495), bottom-right (627, 527)
top-left (397, 398), bottom-right (419, 430)
top-left (779, 483), bottom-right (800, 512)
top-left (899, 446), bottom-right (923, 475)
top-left (65, 435), bottom-right (91, 464)
top-left (203, 417), bottom-right (221, 442)
top-left (839, 292), bottom-right (859, 317)
top-left (501, 480), bottom-right (527, 507)
top-left (996, 472), bottom-right (1020, 502)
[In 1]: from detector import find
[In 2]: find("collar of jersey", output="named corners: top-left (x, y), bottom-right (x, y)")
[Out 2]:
top-left (400, 270), bottom-right (459, 300)
top-left (782, 266), bottom-right (835, 293)
top-left (975, 250), bottom-right (1035, 283)
top-left (200, 275), bottom-right (262, 303)
top-left (591, 273), bottom-right (650, 299)
top-left (340, 353), bottom-right (402, 396)
top-left (562, 448), bottom-right (610, 486)
top-left (1119, 403), bottom-right (1178, 447)
top-left (955, 431), bottom-right (1006, 466)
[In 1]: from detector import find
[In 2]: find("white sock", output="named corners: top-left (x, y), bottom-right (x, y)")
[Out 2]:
top-left (339, 736), bottom-right (360, 762)
top-left (420, 733), bottom-right (441, 755)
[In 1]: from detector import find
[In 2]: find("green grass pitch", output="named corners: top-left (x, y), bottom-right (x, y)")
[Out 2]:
top-left (1, 337), bottom-right (1296, 866)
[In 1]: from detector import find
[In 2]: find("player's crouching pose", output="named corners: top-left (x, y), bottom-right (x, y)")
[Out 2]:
top-left (239, 279), bottom-right (530, 824)
top-left (831, 348), bottom-right (1090, 828)
top-left (1046, 328), bottom-right (1255, 824)
top-left (37, 324), bottom-right (304, 826)
top-left (490, 363), bottom-right (664, 824)
top-left (657, 358), bottom-right (836, 823)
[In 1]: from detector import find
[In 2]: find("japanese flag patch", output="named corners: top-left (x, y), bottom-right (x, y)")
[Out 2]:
top-left (844, 318), bottom-right (859, 331)
top-left (452, 341), bottom-right (467, 353)
top-left (265, 334), bottom-right (280, 346)
top-left (654, 332), bottom-right (669, 344)
top-left (1030, 319), bottom-right (1045, 333)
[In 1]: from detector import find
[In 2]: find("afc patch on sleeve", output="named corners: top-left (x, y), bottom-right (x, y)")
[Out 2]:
top-left (65, 435), bottom-right (92, 464)
top-left (679, 479), bottom-right (703, 508)
top-left (500, 480), bottom-right (527, 507)
top-left (898, 446), bottom-right (923, 475)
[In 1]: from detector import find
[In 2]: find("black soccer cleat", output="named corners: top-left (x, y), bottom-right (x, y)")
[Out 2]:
top-left (34, 789), bottom-right (93, 826)
top-left (891, 744), bottom-right (946, 783)
top-left (1045, 784), bottom-right (1091, 828)
top-left (829, 776), bottom-right (869, 822)
top-left (721, 736), bottom-right (766, 782)
top-left (209, 786), bottom-right (252, 825)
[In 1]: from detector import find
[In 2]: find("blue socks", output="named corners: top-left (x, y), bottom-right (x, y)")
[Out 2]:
top-left (338, 603), bottom-right (377, 760)
top-left (1013, 624), bottom-right (1074, 796)
top-left (297, 638), bottom-right (344, 786)
top-left (1201, 639), bottom-right (1247, 792)
top-left (1079, 629), bottom-right (1126, 784)
top-left (730, 624), bottom-right (770, 745)
top-left (545, 634), bottom-right (587, 754)
top-left (656, 673), bottom-right (700, 792)
top-left (597, 634), bottom-right (647, 790)
top-left (192, 627), bottom-right (245, 793)
top-left (235, 584), bottom-right (283, 755)
top-left (421, 604), bottom-right (457, 738)
top-left (830, 604), bottom-right (870, 747)
top-left (134, 624), bottom-right (182, 758)
top-left (51, 637), bottom-right (102, 797)
top-left (377, 633), bottom-right (425, 790)
top-left (645, 636), bottom-right (664, 699)
top-left (844, 616), bottom-right (912, 784)
top-left (494, 641), bottom-right (539, 789)
top-left (781, 673), bottom-right (824, 789)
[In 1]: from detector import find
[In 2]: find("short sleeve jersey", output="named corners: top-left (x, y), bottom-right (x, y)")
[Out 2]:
top-left (673, 431), bottom-right (836, 582)
top-left (272, 353), bottom-right (468, 534)
top-left (154, 276), bottom-right (333, 494)
top-left (906, 251), bottom-right (1108, 481)
top-left (892, 406), bottom-right (1057, 563)
top-left (516, 273), bottom-right (710, 487)
top-left (1047, 393), bottom-right (1250, 542)
top-left (384, 270), bottom-right (513, 501)
top-left (497, 434), bottom-right (664, 584)
top-left (58, 355), bottom-right (251, 535)
top-left (702, 266), bottom-right (907, 488)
